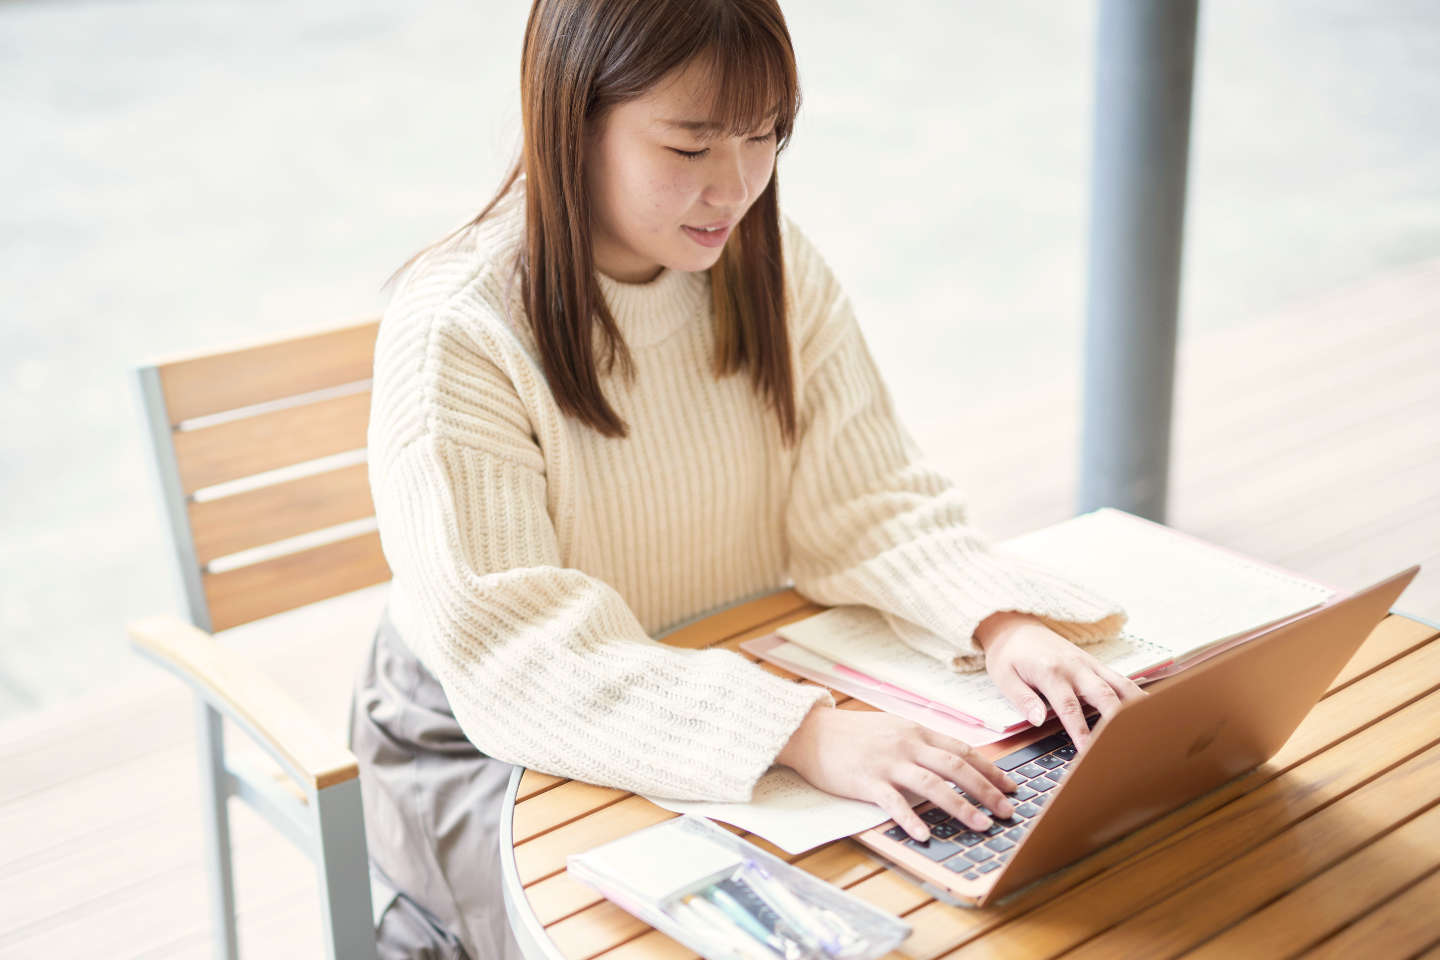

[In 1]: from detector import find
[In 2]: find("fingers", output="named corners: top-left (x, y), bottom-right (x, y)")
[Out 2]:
top-left (913, 745), bottom-right (1015, 820)
top-left (890, 763), bottom-right (996, 836)
top-left (917, 728), bottom-right (1018, 795)
top-left (995, 662), bottom-right (1089, 747)
top-left (1034, 671), bottom-right (1093, 750)
top-left (1096, 662), bottom-right (1147, 702)
top-left (875, 738), bottom-right (1023, 840)
top-left (1071, 669), bottom-right (1125, 737)
top-left (871, 783), bottom-right (933, 842)
top-left (990, 667), bottom-right (1051, 729)
top-left (1009, 656), bottom-right (1144, 751)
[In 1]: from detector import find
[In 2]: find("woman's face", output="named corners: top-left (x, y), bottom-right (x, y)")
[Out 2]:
top-left (585, 57), bottom-right (779, 283)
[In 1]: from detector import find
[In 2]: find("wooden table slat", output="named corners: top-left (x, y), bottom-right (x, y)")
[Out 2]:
top-left (1182, 803), bottom-right (1440, 959)
top-left (788, 840), bottom-right (889, 889)
top-left (589, 929), bottom-right (699, 960)
top-left (546, 898), bottom-right (652, 960)
top-left (708, 609), bottom-right (827, 655)
top-left (1273, 632), bottom-right (1440, 765)
top-left (1300, 868), bottom-right (1440, 959)
top-left (513, 780), bottom-right (630, 844)
top-left (1065, 747), bottom-right (1440, 959)
top-left (661, 591), bottom-right (817, 650)
top-left (843, 863), bottom-right (936, 918)
top-left (516, 797), bottom-right (676, 886)
top-left (518, 770), bottom-right (566, 802)
top-left (1330, 613), bottom-right (1439, 691)
top-left (527, 870), bottom-right (610, 927)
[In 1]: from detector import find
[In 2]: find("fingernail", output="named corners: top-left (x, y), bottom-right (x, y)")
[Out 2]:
top-left (917, 828), bottom-right (931, 842)
top-left (1029, 706), bottom-right (1046, 726)
top-left (973, 814), bottom-right (992, 830)
top-left (1004, 776), bottom-right (1019, 791)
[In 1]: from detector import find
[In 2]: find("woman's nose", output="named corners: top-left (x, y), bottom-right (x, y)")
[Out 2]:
top-left (705, 153), bottom-right (749, 208)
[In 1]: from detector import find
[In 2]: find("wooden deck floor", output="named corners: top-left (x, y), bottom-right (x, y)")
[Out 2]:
top-left (929, 254), bottom-right (1440, 624)
top-left (3, 258), bottom-right (1437, 958)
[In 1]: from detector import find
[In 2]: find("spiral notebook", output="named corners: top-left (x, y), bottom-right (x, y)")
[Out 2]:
top-left (768, 508), bottom-right (1339, 732)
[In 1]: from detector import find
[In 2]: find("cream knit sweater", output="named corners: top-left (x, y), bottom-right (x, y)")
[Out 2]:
top-left (368, 180), bottom-right (1127, 802)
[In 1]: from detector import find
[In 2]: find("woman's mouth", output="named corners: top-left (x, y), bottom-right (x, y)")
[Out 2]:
top-left (682, 222), bottom-right (733, 248)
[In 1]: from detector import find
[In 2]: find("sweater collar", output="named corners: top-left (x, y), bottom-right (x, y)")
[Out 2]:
top-left (595, 265), bottom-right (709, 349)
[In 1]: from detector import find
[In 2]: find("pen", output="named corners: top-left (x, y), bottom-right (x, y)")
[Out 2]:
top-left (682, 894), bottom-right (780, 960)
top-left (670, 898), bottom-right (768, 960)
top-left (727, 871), bottom-right (825, 957)
top-left (707, 884), bottom-right (808, 959)
top-left (813, 904), bottom-right (861, 949)
top-left (736, 861), bottom-right (842, 955)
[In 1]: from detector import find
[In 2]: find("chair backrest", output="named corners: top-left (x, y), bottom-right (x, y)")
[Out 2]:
top-left (136, 320), bottom-right (390, 633)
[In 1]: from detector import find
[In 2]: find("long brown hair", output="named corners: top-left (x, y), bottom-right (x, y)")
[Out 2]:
top-left (406, 0), bottom-right (802, 443)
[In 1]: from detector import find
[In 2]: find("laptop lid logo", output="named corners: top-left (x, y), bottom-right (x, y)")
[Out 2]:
top-left (1186, 718), bottom-right (1227, 759)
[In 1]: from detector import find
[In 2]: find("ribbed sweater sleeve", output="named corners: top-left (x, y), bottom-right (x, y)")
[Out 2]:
top-left (782, 221), bottom-right (1127, 672)
top-left (370, 304), bottom-right (832, 802)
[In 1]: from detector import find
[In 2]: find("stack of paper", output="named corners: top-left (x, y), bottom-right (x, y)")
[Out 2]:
top-left (761, 508), bottom-right (1338, 732)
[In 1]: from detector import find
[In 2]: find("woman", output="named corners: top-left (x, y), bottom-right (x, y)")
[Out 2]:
top-left (352, 0), bottom-right (1144, 956)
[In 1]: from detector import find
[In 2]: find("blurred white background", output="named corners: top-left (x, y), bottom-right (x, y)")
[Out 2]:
top-left (2, 0), bottom-right (1437, 720)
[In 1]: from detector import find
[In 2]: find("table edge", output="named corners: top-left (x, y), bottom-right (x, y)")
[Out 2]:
top-left (499, 606), bottom-right (1438, 959)
top-left (501, 762), bottom-right (569, 960)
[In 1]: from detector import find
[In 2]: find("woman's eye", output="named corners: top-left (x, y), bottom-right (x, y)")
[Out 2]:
top-left (670, 133), bottom-right (774, 161)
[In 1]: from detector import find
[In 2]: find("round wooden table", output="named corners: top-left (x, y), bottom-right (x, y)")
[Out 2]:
top-left (498, 590), bottom-right (1440, 960)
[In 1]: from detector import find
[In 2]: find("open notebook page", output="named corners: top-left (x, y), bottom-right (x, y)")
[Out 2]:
top-left (997, 508), bottom-right (1336, 660)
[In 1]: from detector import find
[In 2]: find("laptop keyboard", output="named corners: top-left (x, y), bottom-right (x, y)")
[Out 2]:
top-left (881, 728), bottom-right (1081, 881)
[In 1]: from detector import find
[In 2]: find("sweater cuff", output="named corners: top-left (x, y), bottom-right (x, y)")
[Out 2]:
top-left (708, 673), bottom-right (835, 801)
top-left (867, 531), bottom-right (1128, 673)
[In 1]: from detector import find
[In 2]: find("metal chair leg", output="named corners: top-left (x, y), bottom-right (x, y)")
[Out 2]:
top-left (312, 776), bottom-right (379, 960)
top-left (196, 699), bottom-right (240, 960)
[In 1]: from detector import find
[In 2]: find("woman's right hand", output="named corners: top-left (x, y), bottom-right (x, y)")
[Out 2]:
top-left (775, 703), bottom-right (1017, 842)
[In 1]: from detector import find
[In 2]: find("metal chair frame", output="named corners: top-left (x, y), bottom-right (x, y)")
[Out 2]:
top-left (130, 320), bottom-right (387, 959)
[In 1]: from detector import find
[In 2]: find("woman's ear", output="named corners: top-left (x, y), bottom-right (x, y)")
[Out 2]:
top-left (582, 107), bottom-right (609, 149)
top-left (579, 111), bottom-right (608, 183)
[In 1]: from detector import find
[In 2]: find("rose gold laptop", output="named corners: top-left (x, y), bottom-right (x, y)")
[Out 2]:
top-left (854, 565), bottom-right (1421, 906)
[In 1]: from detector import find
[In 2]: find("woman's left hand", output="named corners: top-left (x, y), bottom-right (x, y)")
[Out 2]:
top-left (975, 611), bottom-right (1146, 751)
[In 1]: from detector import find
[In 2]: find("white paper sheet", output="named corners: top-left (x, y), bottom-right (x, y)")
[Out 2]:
top-left (643, 766), bottom-right (899, 855)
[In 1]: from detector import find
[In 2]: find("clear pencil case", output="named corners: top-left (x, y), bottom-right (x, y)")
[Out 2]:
top-left (566, 814), bottom-right (909, 960)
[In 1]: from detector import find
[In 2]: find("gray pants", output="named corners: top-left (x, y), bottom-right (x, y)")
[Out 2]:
top-left (349, 609), bottom-right (528, 960)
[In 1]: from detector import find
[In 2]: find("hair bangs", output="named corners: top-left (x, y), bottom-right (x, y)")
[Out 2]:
top-left (695, 19), bottom-right (799, 146)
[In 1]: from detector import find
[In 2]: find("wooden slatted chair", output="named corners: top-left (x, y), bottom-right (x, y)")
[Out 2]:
top-left (128, 320), bottom-right (389, 960)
